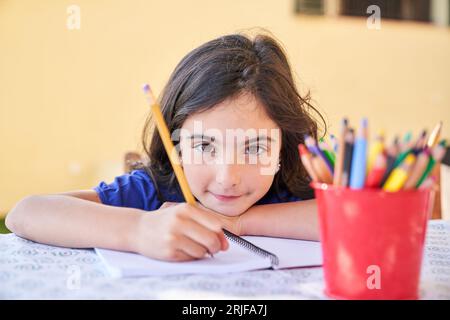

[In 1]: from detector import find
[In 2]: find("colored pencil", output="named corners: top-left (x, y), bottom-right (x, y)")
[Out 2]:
top-left (298, 144), bottom-right (320, 182)
top-left (349, 118), bottom-right (368, 189)
top-left (333, 118), bottom-right (348, 186)
top-left (383, 154), bottom-right (416, 192)
top-left (341, 128), bottom-right (354, 187)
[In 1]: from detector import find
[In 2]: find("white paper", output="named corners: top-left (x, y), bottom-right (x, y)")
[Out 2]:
top-left (95, 236), bottom-right (323, 278)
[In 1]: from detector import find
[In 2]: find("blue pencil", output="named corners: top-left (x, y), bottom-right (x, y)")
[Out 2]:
top-left (349, 118), bottom-right (368, 189)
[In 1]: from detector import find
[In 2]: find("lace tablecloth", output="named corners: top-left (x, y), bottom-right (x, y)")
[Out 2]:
top-left (1, 220), bottom-right (449, 299)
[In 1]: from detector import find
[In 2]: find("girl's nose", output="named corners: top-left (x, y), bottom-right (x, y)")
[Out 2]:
top-left (215, 164), bottom-right (241, 189)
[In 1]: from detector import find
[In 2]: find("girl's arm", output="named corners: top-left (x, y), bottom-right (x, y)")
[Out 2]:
top-left (5, 191), bottom-right (228, 261)
top-left (5, 192), bottom-right (143, 251)
top-left (238, 199), bottom-right (320, 241)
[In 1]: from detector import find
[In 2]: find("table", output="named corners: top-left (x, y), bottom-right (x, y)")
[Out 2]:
top-left (1, 220), bottom-right (449, 299)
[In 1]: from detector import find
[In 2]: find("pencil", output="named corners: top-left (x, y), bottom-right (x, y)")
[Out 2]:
top-left (318, 138), bottom-right (336, 166)
top-left (413, 129), bottom-right (427, 152)
top-left (382, 154), bottom-right (416, 192)
top-left (298, 144), bottom-right (320, 182)
top-left (418, 176), bottom-right (437, 190)
top-left (311, 155), bottom-right (333, 184)
top-left (142, 84), bottom-right (196, 204)
top-left (329, 134), bottom-right (338, 153)
top-left (415, 140), bottom-right (447, 188)
top-left (427, 121), bottom-right (443, 149)
top-left (400, 131), bottom-right (413, 153)
top-left (341, 128), bottom-right (354, 187)
top-left (367, 130), bottom-right (384, 173)
top-left (380, 136), bottom-right (399, 186)
top-left (349, 118), bottom-right (368, 189)
top-left (403, 149), bottom-right (430, 190)
top-left (305, 135), bottom-right (334, 174)
top-left (333, 118), bottom-right (348, 186)
top-left (365, 152), bottom-right (387, 188)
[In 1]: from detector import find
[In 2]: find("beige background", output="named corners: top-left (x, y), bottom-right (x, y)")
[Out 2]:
top-left (1, 0), bottom-right (449, 214)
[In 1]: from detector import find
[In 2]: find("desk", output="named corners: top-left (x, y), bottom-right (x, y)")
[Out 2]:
top-left (1, 220), bottom-right (449, 299)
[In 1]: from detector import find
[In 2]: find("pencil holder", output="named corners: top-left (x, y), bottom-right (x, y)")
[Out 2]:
top-left (312, 183), bottom-right (434, 300)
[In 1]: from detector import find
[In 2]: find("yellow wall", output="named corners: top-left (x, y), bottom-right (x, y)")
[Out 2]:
top-left (1, 0), bottom-right (449, 214)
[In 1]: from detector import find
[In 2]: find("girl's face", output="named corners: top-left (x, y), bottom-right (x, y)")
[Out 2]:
top-left (179, 92), bottom-right (281, 216)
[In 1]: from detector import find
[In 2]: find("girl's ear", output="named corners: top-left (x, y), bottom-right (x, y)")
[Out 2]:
top-left (275, 161), bottom-right (281, 173)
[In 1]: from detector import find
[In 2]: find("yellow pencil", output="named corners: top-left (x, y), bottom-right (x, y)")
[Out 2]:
top-left (142, 84), bottom-right (196, 204)
top-left (382, 154), bottom-right (416, 192)
top-left (367, 130), bottom-right (385, 173)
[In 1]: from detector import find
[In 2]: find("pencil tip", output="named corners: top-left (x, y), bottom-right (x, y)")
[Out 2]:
top-left (142, 83), bottom-right (150, 93)
top-left (361, 118), bottom-right (368, 127)
top-left (298, 144), bottom-right (308, 156)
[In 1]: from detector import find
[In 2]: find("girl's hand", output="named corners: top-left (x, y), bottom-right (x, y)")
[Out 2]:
top-left (196, 203), bottom-right (242, 236)
top-left (161, 202), bottom-right (243, 235)
top-left (132, 202), bottom-right (229, 262)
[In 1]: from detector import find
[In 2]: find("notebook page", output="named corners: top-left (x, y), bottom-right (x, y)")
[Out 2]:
top-left (95, 240), bottom-right (271, 277)
top-left (242, 236), bottom-right (323, 269)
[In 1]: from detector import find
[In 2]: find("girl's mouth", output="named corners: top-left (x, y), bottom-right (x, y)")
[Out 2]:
top-left (209, 191), bottom-right (242, 202)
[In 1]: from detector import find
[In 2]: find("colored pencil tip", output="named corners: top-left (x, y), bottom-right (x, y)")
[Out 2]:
top-left (142, 83), bottom-right (156, 105)
top-left (142, 83), bottom-right (150, 93)
top-left (403, 131), bottom-right (412, 142)
top-left (298, 144), bottom-right (309, 156)
top-left (304, 135), bottom-right (314, 144)
top-left (361, 118), bottom-right (368, 127)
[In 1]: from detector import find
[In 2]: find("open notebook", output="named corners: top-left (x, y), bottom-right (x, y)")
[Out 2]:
top-left (95, 231), bottom-right (322, 277)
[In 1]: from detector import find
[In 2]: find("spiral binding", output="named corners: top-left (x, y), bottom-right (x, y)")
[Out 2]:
top-left (223, 229), bottom-right (279, 267)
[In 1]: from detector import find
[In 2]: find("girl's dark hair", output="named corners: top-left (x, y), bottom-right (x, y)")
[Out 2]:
top-left (136, 33), bottom-right (326, 202)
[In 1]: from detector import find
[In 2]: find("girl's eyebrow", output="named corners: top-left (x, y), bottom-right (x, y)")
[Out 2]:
top-left (245, 136), bottom-right (273, 144)
top-left (188, 134), bottom-right (215, 142)
top-left (188, 134), bottom-right (273, 144)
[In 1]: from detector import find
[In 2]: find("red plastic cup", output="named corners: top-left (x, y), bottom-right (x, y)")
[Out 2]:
top-left (312, 183), bottom-right (434, 300)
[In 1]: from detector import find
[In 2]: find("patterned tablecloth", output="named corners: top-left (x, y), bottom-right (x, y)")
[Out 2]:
top-left (1, 220), bottom-right (449, 299)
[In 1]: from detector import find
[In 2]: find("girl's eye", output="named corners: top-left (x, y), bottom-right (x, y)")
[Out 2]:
top-left (245, 144), bottom-right (267, 155)
top-left (194, 142), bottom-right (215, 154)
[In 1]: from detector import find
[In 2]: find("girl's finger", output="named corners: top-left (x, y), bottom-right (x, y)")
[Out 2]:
top-left (182, 204), bottom-right (229, 251)
top-left (175, 235), bottom-right (209, 259)
top-left (180, 218), bottom-right (223, 254)
top-left (171, 249), bottom-right (198, 262)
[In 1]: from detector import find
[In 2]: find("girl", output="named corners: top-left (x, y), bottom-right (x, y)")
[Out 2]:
top-left (6, 33), bottom-right (325, 262)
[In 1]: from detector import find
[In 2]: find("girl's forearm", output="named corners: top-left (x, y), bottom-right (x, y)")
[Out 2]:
top-left (240, 199), bottom-right (320, 241)
top-left (5, 195), bottom-right (144, 251)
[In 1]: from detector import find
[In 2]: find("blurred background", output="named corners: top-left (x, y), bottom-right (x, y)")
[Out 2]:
top-left (1, 0), bottom-right (449, 230)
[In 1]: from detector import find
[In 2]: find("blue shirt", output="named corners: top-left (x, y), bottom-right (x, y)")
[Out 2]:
top-left (93, 169), bottom-right (302, 211)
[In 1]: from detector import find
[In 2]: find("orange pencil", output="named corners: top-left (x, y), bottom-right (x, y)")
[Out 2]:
top-left (298, 144), bottom-right (320, 182)
top-left (311, 155), bottom-right (333, 184)
top-left (142, 84), bottom-right (196, 204)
